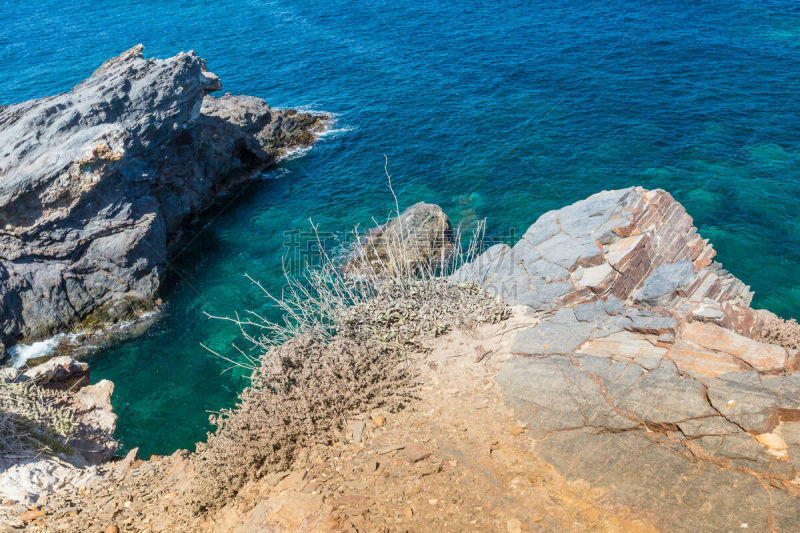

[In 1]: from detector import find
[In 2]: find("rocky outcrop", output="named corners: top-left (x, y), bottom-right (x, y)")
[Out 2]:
top-left (67, 379), bottom-right (118, 464)
top-left (0, 45), bottom-right (326, 346)
top-left (14, 355), bottom-right (90, 389)
top-left (345, 202), bottom-right (452, 276)
top-left (1, 357), bottom-right (117, 465)
top-left (456, 187), bottom-right (800, 531)
top-left (0, 357), bottom-right (117, 504)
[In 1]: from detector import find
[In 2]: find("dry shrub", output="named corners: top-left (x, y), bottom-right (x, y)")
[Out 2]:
top-left (190, 334), bottom-right (412, 510)
top-left (758, 312), bottom-right (800, 352)
top-left (189, 277), bottom-right (507, 511)
top-left (189, 164), bottom-right (509, 512)
top-left (341, 279), bottom-right (509, 352)
top-left (0, 380), bottom-right (77, 459)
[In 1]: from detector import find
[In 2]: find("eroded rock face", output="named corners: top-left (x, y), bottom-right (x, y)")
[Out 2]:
top-left (456, 187), bottom-right (800, 531)
top-left (68, 379), bottom-right (118, 464)
top-left (0, 45), bottom-right (325, 345)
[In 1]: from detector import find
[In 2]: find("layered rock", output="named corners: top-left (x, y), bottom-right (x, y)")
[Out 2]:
top-left (456, 187), bottom-right (800, 531)
top-left (0, 45), bottom-right (326, 347)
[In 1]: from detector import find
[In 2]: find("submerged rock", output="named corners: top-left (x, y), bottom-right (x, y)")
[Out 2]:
top-left (457, 187), bottom-right (800, 531)
top-left (0, 44), bottom-right (326, 346)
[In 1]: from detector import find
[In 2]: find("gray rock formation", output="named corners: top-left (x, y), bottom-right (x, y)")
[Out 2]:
top-left (345, 202), bottom-right (453, 277)
top-left (0, 45), bottom-right (325, 345)
top-left (456, 187), bottom-right (800, 531)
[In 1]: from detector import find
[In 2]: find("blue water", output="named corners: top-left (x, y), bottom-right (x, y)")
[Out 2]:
top-left (2, 0), bottom-right (800, 457)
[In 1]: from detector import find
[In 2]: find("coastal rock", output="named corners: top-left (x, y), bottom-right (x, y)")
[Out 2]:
top-left (0, 457), bottom-right (100, 505)
top-left (69, 379), bottom-right (118, 464)
top-left (0, 365), bottom-right (117, 505)
top-left (345, 202), bottom-right (452, 276)
top-left (454, 187), bottom-right (755, 322)
top-left (18, 355), bottom-right (89, 388)
top-left (0, 45), bottom-right (325, 347)
top-left (0, 366), bottom-right (18, 382)
top-left (457, 187), bottom-right (800, 531)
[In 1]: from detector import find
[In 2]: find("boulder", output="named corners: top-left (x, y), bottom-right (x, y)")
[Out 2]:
top-left (18, 356), bottom-right (89, 388)
top-left (0, 457), bottom-right (100, 505)
top-left (0, 45), bottom-right (325, 346)
top-left (345, 202), bottom-right (452, 277)
top-left (0, 371), bottom-right (117, 504)
top-left (0, 366), bottom-right (18, 382)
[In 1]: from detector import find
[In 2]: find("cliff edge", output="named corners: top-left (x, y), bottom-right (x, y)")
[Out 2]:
top-left (6, 188), bottom-right (799, 532)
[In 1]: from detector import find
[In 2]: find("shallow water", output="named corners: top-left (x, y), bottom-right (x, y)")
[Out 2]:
top-left (2, 0), bottom-right (800, 456)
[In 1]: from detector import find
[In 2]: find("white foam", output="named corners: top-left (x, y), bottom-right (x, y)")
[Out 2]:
top-left (315, 125), bottom-right (355, 138)
top-left (112, 310), bottom-right (159, 330)
top-left (8, 334), bottom-right (74, 369)
top-left (279, 145), bottom-right (313, 161)
top-left (4, 309), bottom-right (162, 370)
top-left (291, 106), bottom-right (338, 118)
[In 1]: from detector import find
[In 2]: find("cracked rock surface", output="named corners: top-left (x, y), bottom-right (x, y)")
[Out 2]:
top-left (456, 187), bottom-right (800, 531)
top-left (0, 45), bottom-right (326, 346)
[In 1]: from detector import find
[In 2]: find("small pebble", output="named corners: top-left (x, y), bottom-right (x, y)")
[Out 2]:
top-left (350, 420), bottom-right (367, 443)
top-left (507, 518), bottom-right (522, 533)
top-left (20, 509), bottom-right (45, 522)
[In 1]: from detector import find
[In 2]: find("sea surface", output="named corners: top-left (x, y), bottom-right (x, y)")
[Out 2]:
top-left (2, 0), bottom-right (800, 457)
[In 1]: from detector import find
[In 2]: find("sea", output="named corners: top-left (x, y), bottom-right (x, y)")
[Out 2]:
top-left (2, 0), bottom-right (799, 456)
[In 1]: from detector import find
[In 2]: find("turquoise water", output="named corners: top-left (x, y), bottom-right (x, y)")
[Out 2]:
top-left (2, 1), bottom-right (800, 457)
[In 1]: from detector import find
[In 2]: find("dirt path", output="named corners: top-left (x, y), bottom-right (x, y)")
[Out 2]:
top-left (16, 309), bottom-right (658, 532)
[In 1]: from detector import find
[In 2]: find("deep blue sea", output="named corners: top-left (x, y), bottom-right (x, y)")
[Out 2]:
top-left (2, 0), bottom-right (800, 456)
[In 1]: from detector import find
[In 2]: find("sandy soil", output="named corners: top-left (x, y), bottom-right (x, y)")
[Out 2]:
top-left (203, 308), bottom-right (658, 532)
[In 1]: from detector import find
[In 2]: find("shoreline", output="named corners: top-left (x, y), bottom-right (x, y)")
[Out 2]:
top-left (5, 308), bottom-right (162, 369)
top-left (0, 46), bottom-right (334, 369)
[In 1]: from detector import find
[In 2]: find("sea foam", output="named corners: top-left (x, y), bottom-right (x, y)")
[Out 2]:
top-left (8, 334), bottom-right (74, 369)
